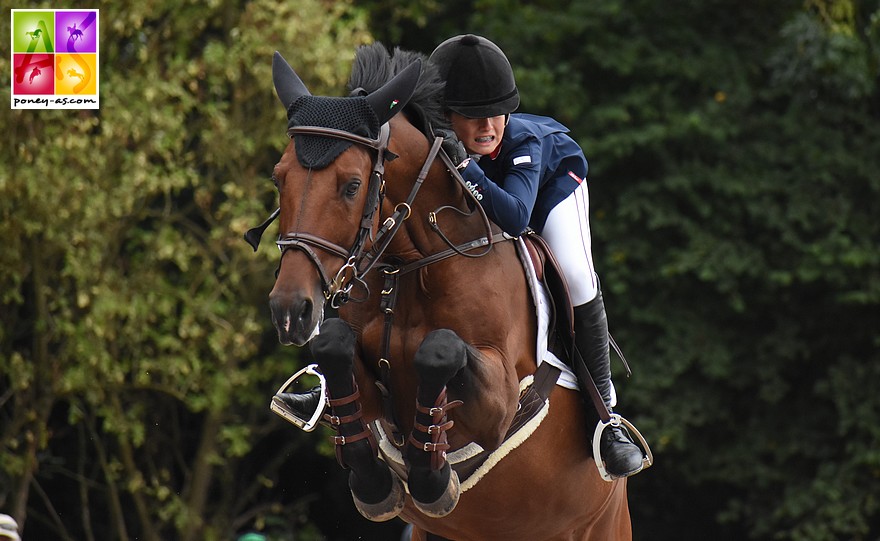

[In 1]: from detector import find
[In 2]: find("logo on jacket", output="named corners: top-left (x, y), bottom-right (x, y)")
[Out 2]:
top-left (464, 180), bottom-right (483, 201)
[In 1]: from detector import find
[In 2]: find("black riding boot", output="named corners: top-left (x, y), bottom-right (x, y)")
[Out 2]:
top-left (276, 386), bottom-right (322, 423)
top-left (573, 292), bottom-right (644, 478)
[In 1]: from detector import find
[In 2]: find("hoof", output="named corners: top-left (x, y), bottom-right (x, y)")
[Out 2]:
top-left (412, 468), bottom-right (460, 518)
top-left (352, 469), bottom-right (406, 522)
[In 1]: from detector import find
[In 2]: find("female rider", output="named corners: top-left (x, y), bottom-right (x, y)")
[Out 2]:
top-left (429, 34), bottom-right (644, 478)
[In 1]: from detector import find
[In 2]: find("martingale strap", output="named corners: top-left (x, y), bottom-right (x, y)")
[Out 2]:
top-left (376, 266), bottom-right (403, 444)
top-left (355, 135), bottom-right (444, 278)
top-left (374, 231), bottom-right (512, 444)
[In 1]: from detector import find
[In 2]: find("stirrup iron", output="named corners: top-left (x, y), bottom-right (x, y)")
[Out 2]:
top-left (270, 364), bottom-right (327, 432)
top-left (592, 413), bottom-right (654, 482)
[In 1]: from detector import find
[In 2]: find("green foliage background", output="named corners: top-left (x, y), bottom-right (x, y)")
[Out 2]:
top-left (2, 0), bottom-right (878, 540)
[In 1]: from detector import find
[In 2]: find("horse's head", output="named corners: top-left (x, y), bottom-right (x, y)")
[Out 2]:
top-left (264, 51), bottom-right (421, 346)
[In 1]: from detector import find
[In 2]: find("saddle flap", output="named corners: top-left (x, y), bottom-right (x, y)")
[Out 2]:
top-left (522, 231), bottom-right (575, 339)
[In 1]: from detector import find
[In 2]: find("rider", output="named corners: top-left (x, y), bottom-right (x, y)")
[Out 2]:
top-left (428, 34), bottom-right (644, 478)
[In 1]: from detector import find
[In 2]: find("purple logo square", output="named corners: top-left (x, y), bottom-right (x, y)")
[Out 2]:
top-left (54, 11), bottom-right (98, 53)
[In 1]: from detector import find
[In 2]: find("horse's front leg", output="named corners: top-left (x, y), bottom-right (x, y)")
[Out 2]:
top-left (404, 329), bottom-right (466, 518)
top-left (405, 329), bottom-right (519, 518)
top-left (312, 318), bottom-right (404, 521)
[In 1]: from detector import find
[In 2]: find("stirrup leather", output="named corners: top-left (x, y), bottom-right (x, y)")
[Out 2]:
top-left (592, 413), bottom-right (654, 482)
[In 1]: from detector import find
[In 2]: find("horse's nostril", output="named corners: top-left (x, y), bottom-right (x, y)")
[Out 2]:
top-left (269, 294), bottom-right (316, 346)
top-left (297, 299), bottom-right (313, 328)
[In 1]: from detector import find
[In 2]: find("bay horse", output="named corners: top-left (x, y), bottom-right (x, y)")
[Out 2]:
top-left (254, 44), bottom-right (632, 540)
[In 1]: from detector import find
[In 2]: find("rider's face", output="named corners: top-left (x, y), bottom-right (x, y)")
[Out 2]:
top-left (449, 113), bottom-right (506, 156)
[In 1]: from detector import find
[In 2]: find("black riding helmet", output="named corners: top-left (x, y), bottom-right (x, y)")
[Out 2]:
top-left (428, 34), bottom-right (519, 118)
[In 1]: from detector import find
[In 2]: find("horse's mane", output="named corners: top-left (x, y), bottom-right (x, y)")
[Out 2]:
top-left (347, 42), bottom-right (449, 135)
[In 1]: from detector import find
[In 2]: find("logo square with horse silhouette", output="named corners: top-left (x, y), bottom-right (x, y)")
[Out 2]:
top-left (11, 9), bottom-right (99, 109)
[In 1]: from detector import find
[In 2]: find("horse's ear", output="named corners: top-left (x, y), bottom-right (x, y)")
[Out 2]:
top-left (273, 51), bottom-right (311, 110)
top-left (366, 59), bottom-right (421, 126)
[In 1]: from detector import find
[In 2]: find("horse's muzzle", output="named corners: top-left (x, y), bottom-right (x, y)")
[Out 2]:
top-left (269, 292), bottom-right (322, 346)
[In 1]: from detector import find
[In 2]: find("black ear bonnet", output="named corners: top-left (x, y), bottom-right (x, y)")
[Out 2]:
top-left (272, 51), bottom-right (420, 169)
top-left (287, 95), bottom-right (380, 169)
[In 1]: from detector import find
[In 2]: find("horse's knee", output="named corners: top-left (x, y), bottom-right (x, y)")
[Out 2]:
top-left (311, 318), bottom-right (356, 377)
top-left (413, 329), bottom-right (467, 385)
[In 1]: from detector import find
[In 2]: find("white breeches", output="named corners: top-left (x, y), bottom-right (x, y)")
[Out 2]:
top-left (540, 181), bottom-right (599, 307)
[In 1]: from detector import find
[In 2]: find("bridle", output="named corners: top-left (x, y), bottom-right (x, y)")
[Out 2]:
top-left (286, 123), bottom-right (396, 308)
top-left (245, 121), bottom-right (502, 308)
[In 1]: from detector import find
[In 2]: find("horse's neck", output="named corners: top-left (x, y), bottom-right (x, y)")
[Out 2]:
top-left (359, 119), bottom-right (536, 376)
top-left (378, 118), bottom-right (524, 299)
top-left (381, 122), bottom-right (476, 260)
top-left (375, 163), bottom-right (536, 363)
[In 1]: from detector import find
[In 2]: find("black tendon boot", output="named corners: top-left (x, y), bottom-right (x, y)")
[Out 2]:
top-left (573, 292), bottom-right (644, 478)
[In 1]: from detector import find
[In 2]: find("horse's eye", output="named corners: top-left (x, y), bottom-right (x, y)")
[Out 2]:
top-left (344, 180), bottom-right (361, 198)
top-left (271, 175), bottom-right (279, 189)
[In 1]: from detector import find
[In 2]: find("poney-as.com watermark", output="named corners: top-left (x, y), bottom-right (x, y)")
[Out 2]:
top-left (11, 9), bottom-right (99, 109)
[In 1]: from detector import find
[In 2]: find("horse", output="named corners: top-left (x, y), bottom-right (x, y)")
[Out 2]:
top-left (255, 43), bottom-right (633, 540)
top-left (67, 24), bottom-right (83, 41)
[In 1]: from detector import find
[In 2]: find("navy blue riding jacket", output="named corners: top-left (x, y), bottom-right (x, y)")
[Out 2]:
top-left (459, 113), bottom-right (589, 235)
